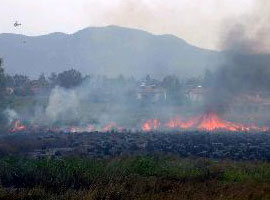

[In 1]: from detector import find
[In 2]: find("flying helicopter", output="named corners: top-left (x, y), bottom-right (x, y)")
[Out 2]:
top-left (13, 21), bottom-right (26, 44)
top-left (14, 21), bottom-right (22, 27)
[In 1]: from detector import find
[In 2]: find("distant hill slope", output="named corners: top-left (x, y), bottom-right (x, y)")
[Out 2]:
top-left (0, 25), bottom-right (224, 78)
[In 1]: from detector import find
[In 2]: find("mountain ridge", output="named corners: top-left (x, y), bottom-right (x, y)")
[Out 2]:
top-left (0, 25), bottom-right (224, 78)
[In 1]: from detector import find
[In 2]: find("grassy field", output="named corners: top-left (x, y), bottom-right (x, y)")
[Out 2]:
top-left (1, 156), bottom-right (270, 200)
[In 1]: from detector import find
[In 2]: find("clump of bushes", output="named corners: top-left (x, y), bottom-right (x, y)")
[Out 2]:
top-left (1, 156), bottom-right (270, 200)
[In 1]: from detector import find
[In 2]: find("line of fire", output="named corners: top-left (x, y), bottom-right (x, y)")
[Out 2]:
top-left (4, 70), bottom-right (270, 134)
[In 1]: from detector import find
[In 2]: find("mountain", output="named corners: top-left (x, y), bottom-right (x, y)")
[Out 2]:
top-left (0, 25), bottom-right (224, 78)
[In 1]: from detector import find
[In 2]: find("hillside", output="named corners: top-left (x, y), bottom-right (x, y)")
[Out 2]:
top-left (0, 25), bottom-right (224, 78)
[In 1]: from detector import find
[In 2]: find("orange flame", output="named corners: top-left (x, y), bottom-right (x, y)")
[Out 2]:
top-left (166, 116), bottom-right (196, 130)
top-left (10, 120), bottom-right (27, 133)
top-left (9, 114), bottom-right (270, 133)
top-left (142, 119), bottom-right (161, 131)
top-left (102, 123), bottom-right (123, 132)
top-left (196, 113), bottom-right (268, 132)
top-left (197, 113), bottom-right (242, 131)
top-left (142, 113), bottom-right (269, 132)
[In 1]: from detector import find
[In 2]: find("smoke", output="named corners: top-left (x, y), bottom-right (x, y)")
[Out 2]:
top-left (30, 75), bottom-right (183, 129)
top-left (3, 109), bottom-right (19, 124)
top-left (220, 0), bottom-right (270, 54)
top-left (6, 1), bottom-right (270, 130)
top-left (40, 77), bottom-right (141, 128)
top-left (206, 0), bottom-right (270, 114)
top-left (103, 0), bottom-right (257, 50)
top-left (45, 86), bottom-right (80, 124)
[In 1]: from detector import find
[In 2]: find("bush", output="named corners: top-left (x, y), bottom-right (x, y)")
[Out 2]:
top-left (1, 156), bottom-right (270, 199)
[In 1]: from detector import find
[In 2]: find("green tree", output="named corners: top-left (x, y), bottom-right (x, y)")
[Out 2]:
top-left (0, 58), bottom-right (6, 127)
top-left (162, 75), bottom-right (181, 90)
top-left (145, 74), bottom-right (151, 82)
top-left (5, 74), bottom-right (15, 87)
top-left (204, 69), bottom-right (214, 87)
top-left (12, 74), bottom-right (31, 96)
top-left (48, 72), bottom-right (58, 87)
top-left (37, 73), bottom-right (49, 88)
top-left (161, 75), bottom-right (185, 105)
top-left (12, 74), bottom-right (30, 87)
top-left (116, 74), bottom-right (126, 86)
top-left (0, 58), bottom-right (5, 94)
top-left (57, 69), bottom-right (83, 88)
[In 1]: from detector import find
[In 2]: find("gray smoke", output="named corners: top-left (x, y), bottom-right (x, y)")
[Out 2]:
top-left (33, 76), bottom-right (141, 128)
top-left (3, 109), bottom-right (18, 125)
top-left (220, 0), bottom-right (270, 54)
top-left (45, 86), bottom-right (80, 124)
top-left (205, 0), bottom-right (270, 114)
top-left (28, 75), bottom-right (182, 130)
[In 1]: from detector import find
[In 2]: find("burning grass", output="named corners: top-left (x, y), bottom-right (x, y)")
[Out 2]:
top-left (9, 112), bottom-right (270, 134)
top-left (141, 112), bottom-right (269, 132)
top-left (1, 156), bottom-right (270, 199)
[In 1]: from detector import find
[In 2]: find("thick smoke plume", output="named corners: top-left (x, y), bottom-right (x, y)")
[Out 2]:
top-left (206, 0), bottom-right (270, 114)
top-left (220, 0), bottom-right (270, 54)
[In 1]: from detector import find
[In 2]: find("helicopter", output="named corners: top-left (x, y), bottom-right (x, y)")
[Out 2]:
top-left (14, 21), bottom-right (22, 27)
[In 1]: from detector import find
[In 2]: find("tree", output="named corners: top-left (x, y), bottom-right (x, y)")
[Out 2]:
top-left (161, 75), bottom-right (185, 105)
top-left (162, 75), bottom-right (181, 90)
top-left (204, 69), bottom-right (214, 87)
top-left (48, 72), bottom-right (58, 87)
top-left (145, 74), bottom-right (151, 82)
top-left (0, 58), bottom-right (6, 126)
top-left (5, 74), bottom-right (15, 87)
top-left (116, 74), bottom-right (126, 86)
top-left (0, 58), bottom-right (5, 95)
top-left (11, 74), bottom-right (31, 96)
top-left (12, 74), bottom-right (30, 88)
top-left (37, 73), bottom-right (49, 88)
top-left (57, 69), bottom-right (83, 88)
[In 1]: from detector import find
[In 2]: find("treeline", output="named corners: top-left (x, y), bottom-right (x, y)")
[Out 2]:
top-left (2, 70), bottom-right (206, 107)
top-left (2, 69), bottom-right (212, 97)
top-left (4, 69), bottom-right (84, 96)
top-left (0, 57), bottom-right (215, 129)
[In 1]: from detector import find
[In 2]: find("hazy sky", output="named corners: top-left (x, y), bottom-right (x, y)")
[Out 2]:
top-left (0, 0), bottom-right (258, 50)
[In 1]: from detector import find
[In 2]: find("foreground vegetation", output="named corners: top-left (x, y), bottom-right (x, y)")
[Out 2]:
top-left (1, 156), bottom-right (270, 200)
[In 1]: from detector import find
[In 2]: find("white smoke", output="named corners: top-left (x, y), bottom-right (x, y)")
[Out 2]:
top-left (45, 86), bottom-right (80, 124)
top-left (3, 108), bottom-right (18, 124)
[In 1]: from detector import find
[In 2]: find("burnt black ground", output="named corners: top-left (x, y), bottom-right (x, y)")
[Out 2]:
top-left (1, 131), bottom-right (270, 160)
